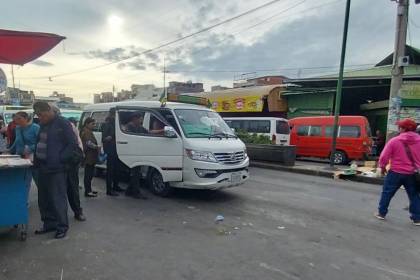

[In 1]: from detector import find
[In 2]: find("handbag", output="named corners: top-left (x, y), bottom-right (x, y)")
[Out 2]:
top-left (402, 144), bottom-right (420, 189)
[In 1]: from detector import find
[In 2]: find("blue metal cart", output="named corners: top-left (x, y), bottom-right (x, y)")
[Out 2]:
top-left (0, 155), bottom-right (32, 241)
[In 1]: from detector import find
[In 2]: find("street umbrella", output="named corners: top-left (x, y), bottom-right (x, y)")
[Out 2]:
top-left (0, 29), bottom-right (65, 65)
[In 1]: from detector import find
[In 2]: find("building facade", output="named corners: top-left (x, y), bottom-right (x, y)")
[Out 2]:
top-left (167, 81), bottom-right (204, 95)
top-left (233, 75), bottom-right (287, 88)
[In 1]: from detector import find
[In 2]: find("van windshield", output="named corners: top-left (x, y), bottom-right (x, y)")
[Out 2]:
top-left (174, 109), bottom-right (235, 138)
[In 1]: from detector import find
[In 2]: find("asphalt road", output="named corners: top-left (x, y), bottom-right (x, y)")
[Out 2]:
top-left (1, 167), bottom-right (419, 280)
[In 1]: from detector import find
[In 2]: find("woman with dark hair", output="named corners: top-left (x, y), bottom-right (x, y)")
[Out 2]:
top-left (9, 111), bottom-right (40, 201)
top-left (9, 111), bottom-right (40, 160)
top-left (80, 117), bottom-right (100, 197)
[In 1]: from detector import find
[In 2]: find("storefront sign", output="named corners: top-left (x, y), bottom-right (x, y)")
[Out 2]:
top-left (400, 81), bottom-right (420, 99)
top-left (209, 96), bottom-right (263, 112)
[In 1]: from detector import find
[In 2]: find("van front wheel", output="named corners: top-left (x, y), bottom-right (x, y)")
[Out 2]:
top-left (148, 169), bottom-right (173, 197)
top-left (332, 151), bottom-right (347, 165)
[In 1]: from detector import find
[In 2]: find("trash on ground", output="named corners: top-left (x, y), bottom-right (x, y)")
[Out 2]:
top-left (215, 215), bottom-right (224, 223)
top-left (277, 226), bottom-right (286, 230)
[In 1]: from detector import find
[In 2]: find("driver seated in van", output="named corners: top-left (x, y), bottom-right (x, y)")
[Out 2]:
top-left (126, 112), bottom-right (148, 134)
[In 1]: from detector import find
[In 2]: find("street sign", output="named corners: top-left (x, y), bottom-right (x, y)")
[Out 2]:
top-left (0, 67), bottom-right (7, 93)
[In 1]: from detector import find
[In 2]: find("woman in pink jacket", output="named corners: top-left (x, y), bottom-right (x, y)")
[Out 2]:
top-left (375, 118), bottom-right (420, 226)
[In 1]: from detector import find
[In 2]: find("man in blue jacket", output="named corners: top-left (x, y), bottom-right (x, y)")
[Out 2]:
top-left (33, 101), bottom-right (78, 239)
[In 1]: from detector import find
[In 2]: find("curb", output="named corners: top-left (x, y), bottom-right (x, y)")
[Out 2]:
top-left (250, 161), bottom-right (384, 185)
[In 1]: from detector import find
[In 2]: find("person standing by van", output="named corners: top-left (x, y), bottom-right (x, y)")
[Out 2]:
top-left (102, 108), bottom-right (122, 196)
top-left (67, 117), bottom-right (86, 222)
top-left (375, 118), bottom-right (420, 226)
top-left (80, 117), bottom-right (100, 198)
top-left (124, 113), bottom-right (148, 199)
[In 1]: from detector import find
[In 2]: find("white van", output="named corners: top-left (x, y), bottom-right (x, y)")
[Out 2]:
top-left (0, 105), bottom-right (32, 125)
top-left (82, 101), bottom-right (249, 196)
top-left (224, 117), bottom-right (290, 145)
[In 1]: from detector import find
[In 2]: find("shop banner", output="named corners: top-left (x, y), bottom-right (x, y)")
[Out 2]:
top-left (209, 96), bottom-right (264, 112)
top-left (401, 81), bottom-right (420, 100)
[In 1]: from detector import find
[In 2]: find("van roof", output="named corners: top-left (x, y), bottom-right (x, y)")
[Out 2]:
top-left (289, 116), bottom-right (368, 124)
top-left (224, 117), bottom-right (288, 121)
top-left (83, 100), bottom-right (211, 111)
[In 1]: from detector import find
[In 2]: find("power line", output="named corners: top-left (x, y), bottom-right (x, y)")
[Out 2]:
top-left (167, 63), bottom-right (375, 73)
top-left (23, 0), bottom-right (285, 80)
top-left (167, 0), bottom-right (342, 66)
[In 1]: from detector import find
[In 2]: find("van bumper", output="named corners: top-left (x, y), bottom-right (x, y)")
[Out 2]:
top-left (171, 158), bottom-right (250, 190)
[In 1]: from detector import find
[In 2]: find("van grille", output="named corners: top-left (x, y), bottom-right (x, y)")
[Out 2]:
top-left (214, 151), bottom-right (245, 164)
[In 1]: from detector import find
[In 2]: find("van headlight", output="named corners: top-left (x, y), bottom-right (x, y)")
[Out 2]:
top-left (185, 149), bottom-right (217, 163)
top-left (244, 148), bottom-right (248, 159)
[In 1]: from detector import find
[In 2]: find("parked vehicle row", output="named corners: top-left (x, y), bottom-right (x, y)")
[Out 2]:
top-left (223, 115), bottom-right (373, 164)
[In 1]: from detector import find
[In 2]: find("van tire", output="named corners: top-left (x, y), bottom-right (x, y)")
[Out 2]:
top-left (332, 151), bottom-right (347, 165)
top-left (148, 169), bottom-right (173, 197)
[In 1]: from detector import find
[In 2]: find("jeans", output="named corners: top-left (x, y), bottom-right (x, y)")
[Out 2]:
top-left (84, 164), bottom-right (95, 194)
top-left (126, 166), bottom-right (142, 195)
top-left (378, 171), bottom-right (420, 221)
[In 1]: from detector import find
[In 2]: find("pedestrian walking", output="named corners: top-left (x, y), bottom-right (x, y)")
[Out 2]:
top-left (67, 117), bottom-right (87, 222)
top-left (375, 118), bottom-right (420, 226)
top-left (33, 101), bottom-right (79, 239)
top-left (8, 111), bottom-right (40, 197)
top-left (101, 108), bottom-right (122, 196)
top-left (80, 117), bottom-right (100, 198)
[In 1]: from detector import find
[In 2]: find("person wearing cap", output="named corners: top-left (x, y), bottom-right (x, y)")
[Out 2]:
top-left (375, 118), bottom-right (420, 226)
top-left (33, 101), bottom-right (78, 239)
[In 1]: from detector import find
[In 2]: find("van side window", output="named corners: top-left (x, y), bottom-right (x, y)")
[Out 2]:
top-left (276, 121), bottom-right (290, 134)
top-left (309, 126), bottom-right (321, 136)
top-left (91, 111), bottom-right (109, 132)
top-left (248, 120), bottom-right (270, 133)
top-left (157, 108), bottom-right (181, 134)
top-left (339, 126), bottom-right (361, 138)
top-left (119, 110), bottom-right (165, 137)
top-left (297, 125), bottom-right (310, 136)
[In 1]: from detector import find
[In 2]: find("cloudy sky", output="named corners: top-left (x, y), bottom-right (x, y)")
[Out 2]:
top-left (1, 0), bottom-right (419, 103)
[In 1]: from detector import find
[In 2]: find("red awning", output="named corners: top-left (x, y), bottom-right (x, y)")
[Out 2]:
top-left (0, 29), bottom-right (65, 65)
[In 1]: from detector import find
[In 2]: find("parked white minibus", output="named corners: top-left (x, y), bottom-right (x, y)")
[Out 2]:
top-left (224, 117), bottom-right (290, 145)
top-left (82, 101), bottom-right (249, 196)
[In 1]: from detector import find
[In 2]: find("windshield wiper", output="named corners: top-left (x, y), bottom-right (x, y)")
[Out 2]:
top-left (210, 132), bottom-right (237, 139)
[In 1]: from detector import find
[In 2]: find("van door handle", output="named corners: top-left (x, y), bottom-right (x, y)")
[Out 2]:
top-left (117, 141), bottom-right (128, 144)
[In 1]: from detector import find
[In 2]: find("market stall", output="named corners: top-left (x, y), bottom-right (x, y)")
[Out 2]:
top-left (0, 155), bottom-right (32, 241)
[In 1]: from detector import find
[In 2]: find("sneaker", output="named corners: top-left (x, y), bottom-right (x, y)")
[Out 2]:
top-left (374, 213), bottom-right (386, 220)
top-left (413, 220), bottom-right (420, 226)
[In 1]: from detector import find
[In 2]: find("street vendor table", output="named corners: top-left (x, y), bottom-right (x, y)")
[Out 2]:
top-left (0, 155), bottom-right (32, 241)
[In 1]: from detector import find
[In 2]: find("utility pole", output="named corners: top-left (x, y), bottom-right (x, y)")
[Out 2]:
top-left (163, 56), bottom-right (167, 100)
top-left (11, 65), bottom-right (16, 88)
top-left (386, 0), bottom-right (409, 141)
top-left (329, 0), bottom-right (351, 168)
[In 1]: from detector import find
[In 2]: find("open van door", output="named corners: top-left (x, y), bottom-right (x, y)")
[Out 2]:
top-left (115, 106), bottom-right (184, 183)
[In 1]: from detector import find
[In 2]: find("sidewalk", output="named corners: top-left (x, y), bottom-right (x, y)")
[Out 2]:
top-left (250, 160), bottom-right (384, 185)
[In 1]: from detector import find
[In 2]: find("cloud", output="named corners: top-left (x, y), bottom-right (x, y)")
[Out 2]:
top-left (31, 60), bottom-right (54, 67)
top-left (164, 0), bottom-right (399, 81)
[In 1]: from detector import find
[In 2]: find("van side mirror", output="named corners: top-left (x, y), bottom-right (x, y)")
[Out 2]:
top-left (231, 128), bottom-right (236, 133)
top-left (164, 126), bottom-right (177, 138)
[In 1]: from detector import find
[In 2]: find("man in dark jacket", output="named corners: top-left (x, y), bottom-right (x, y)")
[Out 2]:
top-left (33, 101), bottom-right (77, 239)
top-left (101, 108), bottom-right (122, 196)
